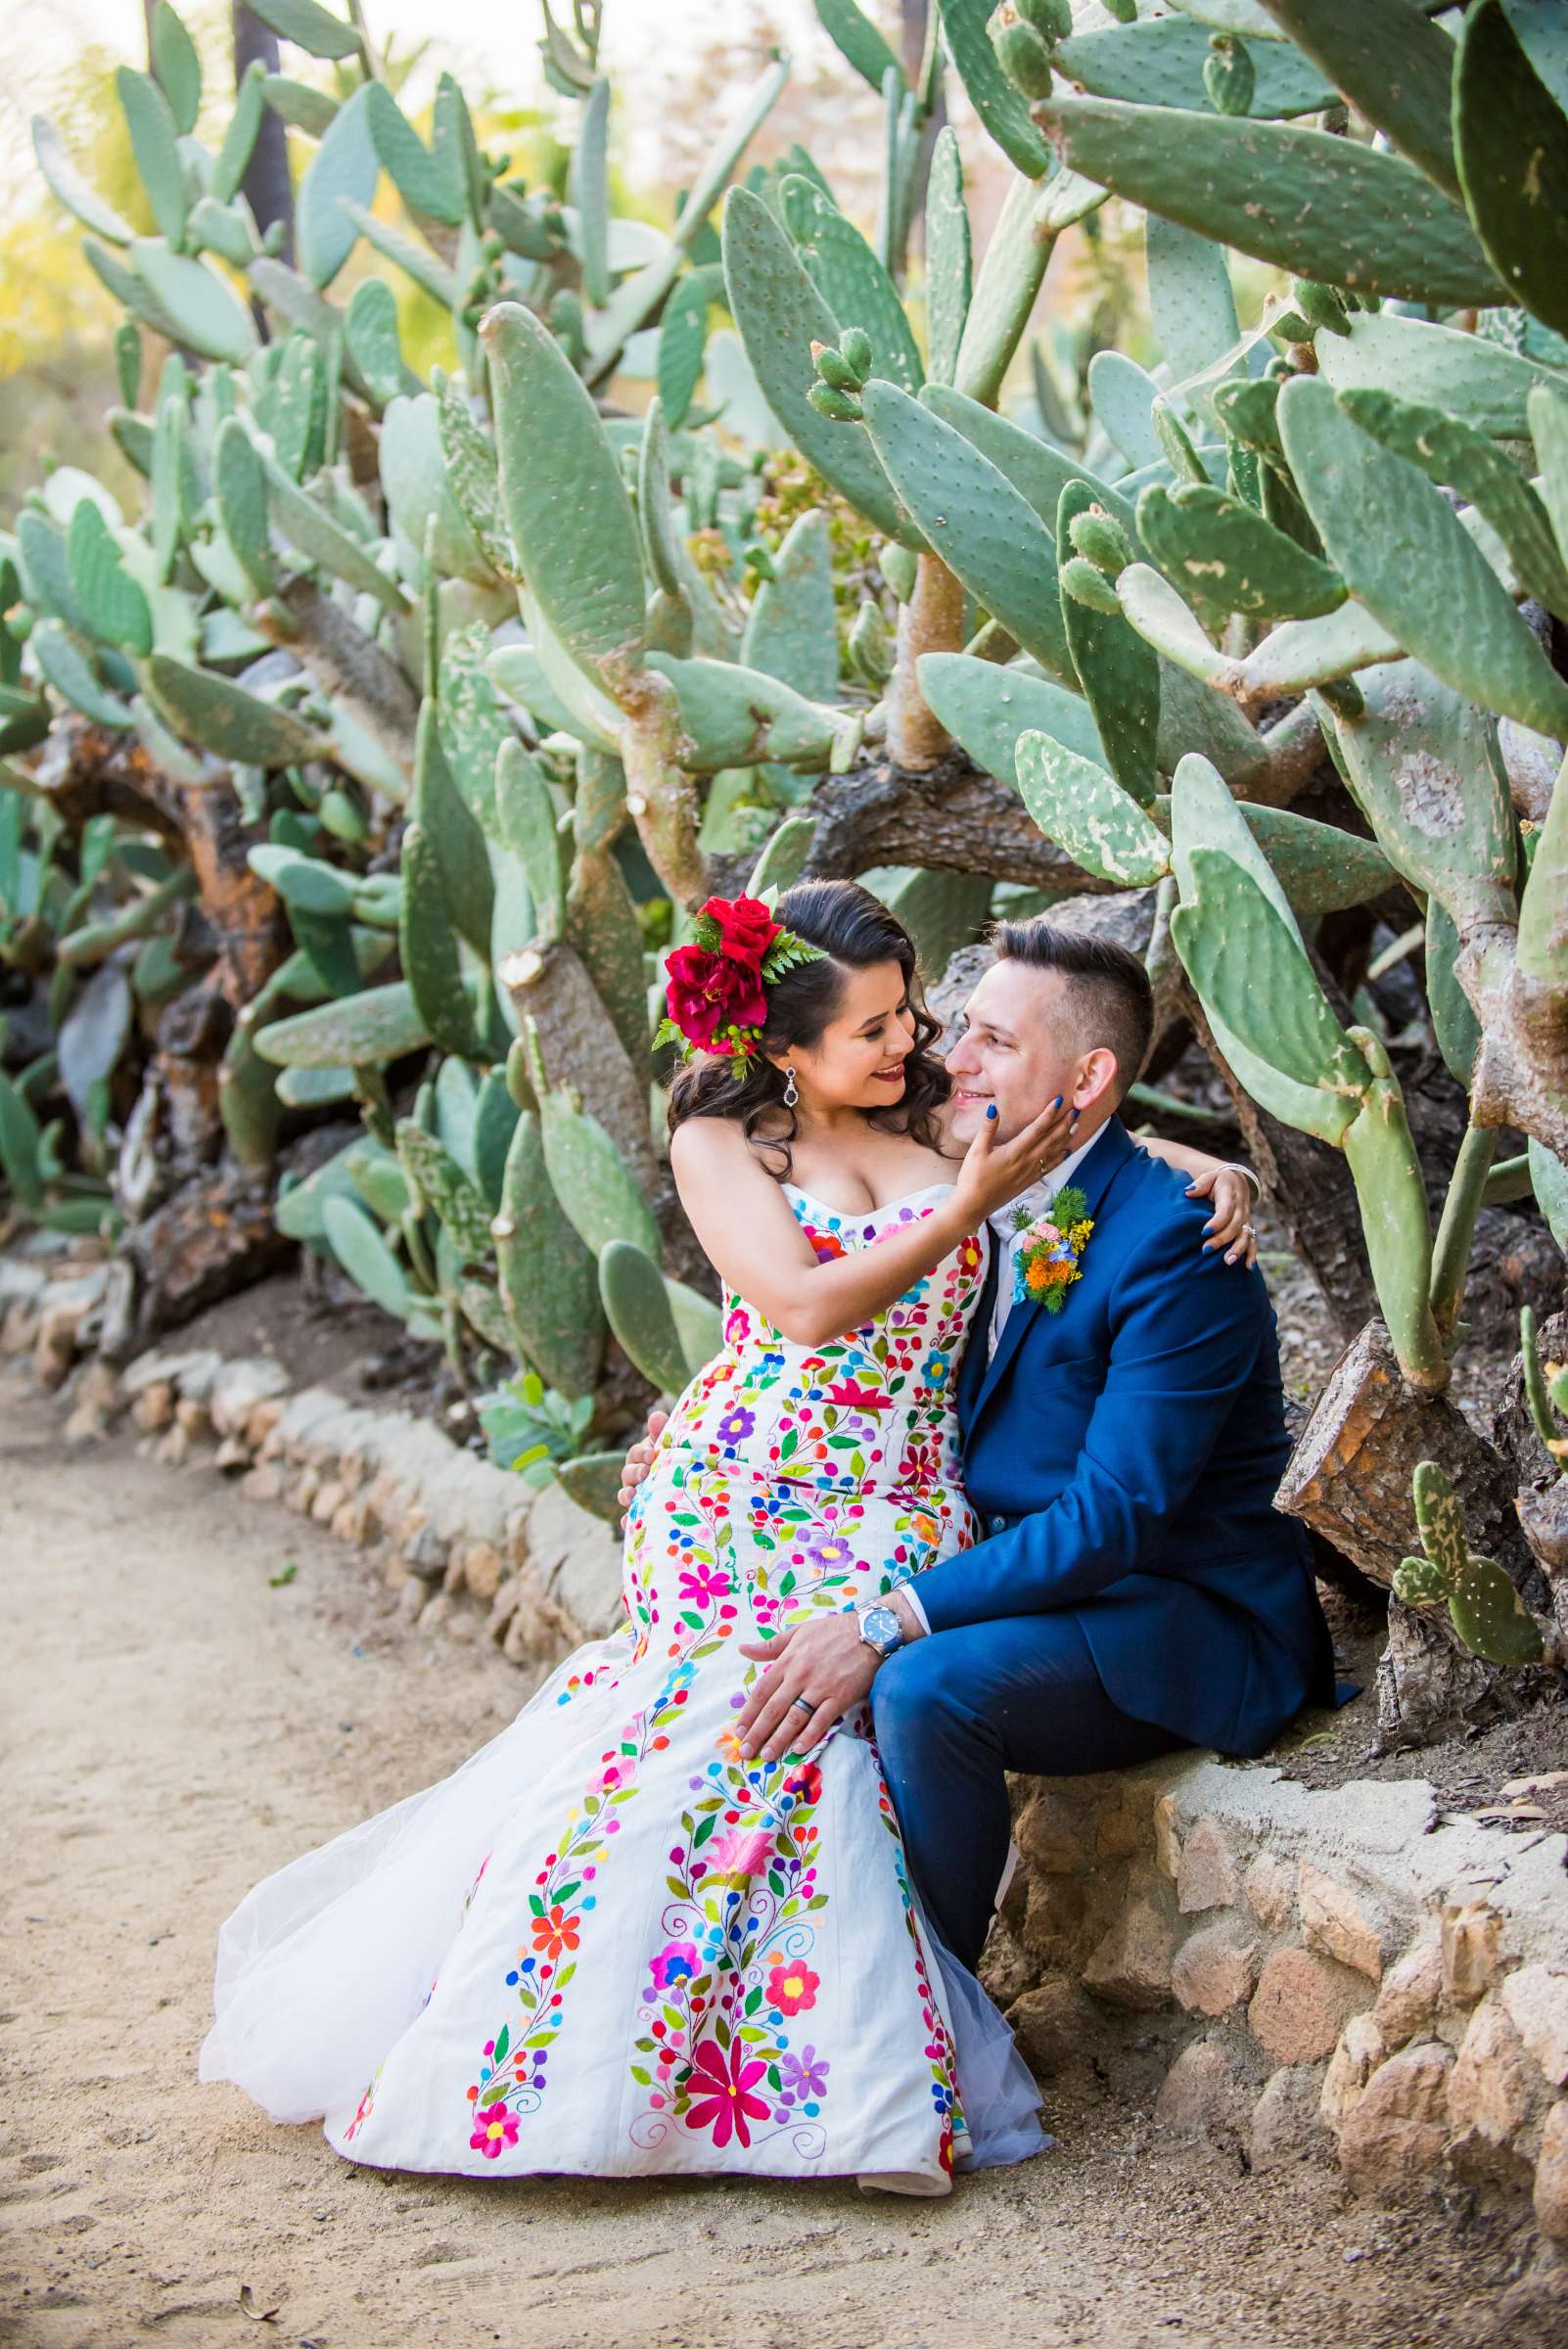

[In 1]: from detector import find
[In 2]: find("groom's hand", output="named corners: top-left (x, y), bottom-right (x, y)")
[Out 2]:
top-left (735, 1615), bottom-right (879, 1764)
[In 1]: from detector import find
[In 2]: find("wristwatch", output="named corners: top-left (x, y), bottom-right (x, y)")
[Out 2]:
top-left (855, 1602), bottom-right (905, 1659)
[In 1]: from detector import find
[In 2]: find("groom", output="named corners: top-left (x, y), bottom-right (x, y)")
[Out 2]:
top-left (630, 920), bottom-right (1336, 1975)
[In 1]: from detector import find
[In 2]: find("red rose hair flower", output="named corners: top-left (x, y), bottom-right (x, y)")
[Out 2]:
top-left (657, 893), bottom-right (824, 1075)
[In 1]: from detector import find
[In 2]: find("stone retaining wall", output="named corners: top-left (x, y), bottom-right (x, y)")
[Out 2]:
top-left (5, 1245), bottom-right (1566, 2269)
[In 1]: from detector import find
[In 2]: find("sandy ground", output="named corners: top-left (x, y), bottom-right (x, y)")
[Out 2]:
top-left (2, 1375), bottom-right (1563, 2349)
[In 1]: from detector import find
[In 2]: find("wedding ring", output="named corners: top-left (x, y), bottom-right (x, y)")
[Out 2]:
top-left (788, 1694), bottom-right (814, 1714)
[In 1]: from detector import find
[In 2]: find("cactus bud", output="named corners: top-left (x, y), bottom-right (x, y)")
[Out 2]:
top-left (262, 218), bottom-right (285, 256)
top-left (1103, 0), bottom-right (1136, 20)
top-left (1068, 505), bottom-right (1133, 576)
top-left (989, 7), bottom-right (1055, 101)
top-left (848, 600), bottom-right (893, 687)
top-left (1203, 33), bottom-right (1255, 117)
top-left (1014, 0), bottom-right (1072, 40)
top-left (742, 541), bottom-right (778, 582)
top-left (1061, 556), bottom-right (1123, 616)
top-left (482, 229), bottom-right (503, 261)
top-left (1292, 278), bottom-right (1353, 338)
top-left (811, 339), bottom-right (861, 393)
top-left (807, 381), bottom-right (863, 424)
top-left (880, 543), bottom-right (918, 604)
top-left (838, 326), bottom-right (873, 383)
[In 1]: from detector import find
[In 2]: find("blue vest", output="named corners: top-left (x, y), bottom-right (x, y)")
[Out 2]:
top-left (913, 1118), bottom-right (1336, 1757)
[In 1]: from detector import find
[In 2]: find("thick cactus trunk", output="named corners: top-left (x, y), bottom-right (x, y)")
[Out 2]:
top-left (885, 554), bottom-right (966, 772)
top-left (1277, 1317), bottom-right (1559, 1742)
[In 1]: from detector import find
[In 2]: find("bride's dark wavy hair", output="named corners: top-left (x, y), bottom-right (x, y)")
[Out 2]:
top-left (665, 878), bottom-right (950, 1178)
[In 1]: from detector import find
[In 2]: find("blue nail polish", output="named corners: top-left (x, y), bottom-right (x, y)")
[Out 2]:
top-left (986, 1103), bottom-right (997, 1120)
top-left (1052, 1095), bottom-right (1063, 1108)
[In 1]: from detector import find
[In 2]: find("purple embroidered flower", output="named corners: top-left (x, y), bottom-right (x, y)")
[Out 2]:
top-left (649, 1939), bottom-right (699, 1990)
top-left (798, 1525), bottom-right (856, 1573)
top-left (780, 2044), bottom-right (830, 2100)
top-left (715, 1405), bottom-right (756, 1445)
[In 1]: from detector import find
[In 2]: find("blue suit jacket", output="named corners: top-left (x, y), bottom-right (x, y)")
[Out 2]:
top-left (915, 1117), bottom-right (1336, 1758)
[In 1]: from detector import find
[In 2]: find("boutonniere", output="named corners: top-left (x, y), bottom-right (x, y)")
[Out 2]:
top-left (1009, 1184), bottom-right (1093, 1313)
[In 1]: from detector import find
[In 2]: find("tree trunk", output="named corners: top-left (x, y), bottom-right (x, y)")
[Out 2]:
top-left (884, 554), bottom-right (965, 772)
top-left (233, 5), bottom-right (295, 273)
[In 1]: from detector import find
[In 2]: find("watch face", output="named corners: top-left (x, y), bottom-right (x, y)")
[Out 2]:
top-left (861, 1606), bottom-right (900, 1653)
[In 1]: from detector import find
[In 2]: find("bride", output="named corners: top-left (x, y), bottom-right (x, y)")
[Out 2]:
top-left (199, 879), bottom-right (1254, 2192)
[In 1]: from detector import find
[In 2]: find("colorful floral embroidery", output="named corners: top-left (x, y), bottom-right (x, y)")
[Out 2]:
top-left (627, 1724), bottom-right (833, 2155)
top-left (460, 1661), bottom-right (690, 2149)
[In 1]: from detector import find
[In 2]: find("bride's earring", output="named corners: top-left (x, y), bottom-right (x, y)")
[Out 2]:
top-left (783, 1066), bottom-right (800, 1109)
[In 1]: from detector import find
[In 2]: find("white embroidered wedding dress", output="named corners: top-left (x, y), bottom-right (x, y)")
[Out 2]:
top-left (199, 1182), bottom-right (1046, 2192)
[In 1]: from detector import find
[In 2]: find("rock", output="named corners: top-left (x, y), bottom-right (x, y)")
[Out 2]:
top-left (529, 1482), bottom-right (624, 1636)
top-left (1336, 2042), bottom-right (1453, 2202)
top-left (1084, 1893), bottom-right (1176, 2011)
top-left (1500, 1964), bottom-right (1568, 2088)
top-left (1244, 1851), bottom-right (1298, 1934)
top-left (173, 1397), bottom-right (211, 1441)
top-left (155, 1423), bottom-right (190, 1468)
top-left (1095, 1792), bottom-right (1142, 1862)
top-left (1442, 1901), bottom-right (1502, 2004)
top-left (1020, 1872), bottom-right (1094, 1971)
top-left (1373, 1932), bottom-right (1443, 2050)
top-left (337, 1448), bottom-right (367, 1496)
top-left (1155, 2039), bottom-right (1239, 2136)
top-left (1176, 1816), bottom-right (1239, 1914)
top-left (504, 1499), bottom-right (534, 1571)
top-left (462, 1541), bottom-right (505, 1603)
top-left (444, 1612), bottom-right (477, 1643)
top-left (310, 1479), bottom-right (346, 1526)
top-left (241, 1462), bottom-right (285, 1504)
top-left (288, 1467), bottom-right (320, 1515)
top-left (246, 1398), bottom-right (286, 1451)
top-left (978, 1923), bottom-right (1036, 2012)
top-left (484, 1576), bottom-right (521, 1643)
top-left (1321, 2013), bottom-right (1387, 2127)
top-left (1448, 1997), bottom-right (1537, 2148)
top-left (1015, 1786), bottom-right (1095, 1877)
top-left (1250, 2065), bottom-right (1328, 2172)
top-left (0, 1299), bottom-right (38, 1356)
top-left (1153, 1793), bottom-right (1181, 1881)
top-left (1299, 1862), bottom-right (1383, 1983)
top-left (1249, 1946), bottom-right (1373, 2066)
top-left (419, 1590), bottom-right (455, 1634)
top-left (133, 1381), bottom-right (175, 1433)
top-left (403, 1522), bottom-right (448, 1581)
top-left (396, 1574), bottom-right (427, 1622)
top-left (330, 1496), bottom-right (370, 1545)
top-left (1173, 1914), bottom-right (1262, 2017)
top-left (209, 1357), bottom-right (291, 1437)
top-left (214, 1435), bottom-right (252, 1474)
top-left (1534, 2100), bottom-right (1568, 2242)
top-left (1006, 1975), bottom-right (1097, 2075)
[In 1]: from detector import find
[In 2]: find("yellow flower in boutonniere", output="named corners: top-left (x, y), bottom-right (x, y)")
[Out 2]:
top-left (1010, 1185), bottom-right (1094, 1314)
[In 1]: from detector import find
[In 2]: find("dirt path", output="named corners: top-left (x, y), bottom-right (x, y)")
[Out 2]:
top-left (0, 1375), bottom-right (1557, 2349)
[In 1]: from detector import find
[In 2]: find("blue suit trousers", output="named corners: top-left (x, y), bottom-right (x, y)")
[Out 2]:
top-left (871, 1613), bottom-right (1185, 1972)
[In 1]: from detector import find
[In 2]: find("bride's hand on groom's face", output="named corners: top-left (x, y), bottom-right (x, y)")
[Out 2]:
top-left (734, 1617), bottom-right (878, 1765)
top-left (951, 1093), bottom-right (1076, 1227)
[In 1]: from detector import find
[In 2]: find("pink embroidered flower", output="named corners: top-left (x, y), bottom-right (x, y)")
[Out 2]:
top-left (683, 2037), bottom-right (770, 2148)
top-left (469, 2102), bottom-right (520, 2159)
top-left (707, 1826), bottom-right (774, 1877)
top-left (649, 1939), bottom-right (699, 1991)
top-left (825, 1379), bottom-right (887, 1411)
top-left (678, 1561), bottom-right (730, 1607)
top-left (766, 1959), bottom-right (820, 2015)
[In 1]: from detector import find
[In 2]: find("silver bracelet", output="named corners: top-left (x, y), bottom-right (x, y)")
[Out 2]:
top-left (1225, 1161), bottom-right (1262, 1199)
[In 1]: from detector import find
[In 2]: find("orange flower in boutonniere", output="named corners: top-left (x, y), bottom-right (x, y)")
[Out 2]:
top-left (1009, 1185), bottom-right (1093, 1314)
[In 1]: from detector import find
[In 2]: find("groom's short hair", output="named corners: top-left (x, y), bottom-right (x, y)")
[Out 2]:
top-left (991, 919), bottom-right (1155, 1098)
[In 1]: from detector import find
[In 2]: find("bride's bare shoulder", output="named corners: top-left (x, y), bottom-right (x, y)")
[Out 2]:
top-left (669, 1114), bottom-right (767, 1188)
